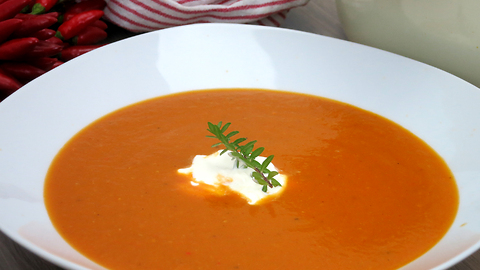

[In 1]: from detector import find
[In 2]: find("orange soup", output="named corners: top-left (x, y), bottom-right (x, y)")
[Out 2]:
top-left (44, 89), bottom-right (458, 270)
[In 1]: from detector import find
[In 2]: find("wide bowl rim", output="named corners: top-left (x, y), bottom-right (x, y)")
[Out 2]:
top-left (0, 23), bottom-right (479, 270)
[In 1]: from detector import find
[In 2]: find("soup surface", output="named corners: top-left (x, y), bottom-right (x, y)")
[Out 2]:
top-left (44, 89), bottom-right (458, 270)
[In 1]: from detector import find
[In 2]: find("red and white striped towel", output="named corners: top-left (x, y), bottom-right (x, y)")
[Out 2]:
top-left (103, 0), bottom-right (309, 32)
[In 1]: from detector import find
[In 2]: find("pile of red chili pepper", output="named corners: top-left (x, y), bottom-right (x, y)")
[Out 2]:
top-left (0, 0), bottom-right (109, 100)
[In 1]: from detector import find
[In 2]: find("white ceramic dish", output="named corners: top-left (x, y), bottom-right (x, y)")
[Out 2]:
top-left (0, 24), bottom-right (479, 270)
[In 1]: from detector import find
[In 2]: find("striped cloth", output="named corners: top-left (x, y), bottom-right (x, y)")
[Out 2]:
top-left (103, 0), bottom-right (309, 32)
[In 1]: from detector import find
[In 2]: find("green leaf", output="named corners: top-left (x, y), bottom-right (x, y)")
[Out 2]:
top-left (230, 152), bottom-right (242, 159)
top-left (262, 185), bottom-right (268, 192)
top-left (232, 137), bottom-right (247, 145)
top-left (220, 122), bottom-right (231, 133)
top-left (252, 171), bottom-right (262, 180)
top-left (207, 122), bottom-right (216, 131)
top-left (250, 147), bottom-right (264, 160)
top-left (251, 160), bottom-right (262, 168)
top-left (243, 140), bottom-right (257, 149)
top-left (206, 135), bottom-right (216, 138)
top-left (211, 142), bottom-right (222, 148)
top-left (243, 144), bottom-right (254, 156)
top-left (261, 155), bottom-right (274, 172)
top-left (268, 171), bottom-right (279, 179)
top-left (226, 131), bottom-right (239, 138)
top-left (220, 149), bottom-right (228, 155)
top-left (271, 179), bottom-right (282, 187)
top-left (252, 172), bottom-right (267, 185)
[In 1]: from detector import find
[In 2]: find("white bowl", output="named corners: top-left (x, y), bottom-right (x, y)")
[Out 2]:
top-left (0, 24), bottom-right (479, 270)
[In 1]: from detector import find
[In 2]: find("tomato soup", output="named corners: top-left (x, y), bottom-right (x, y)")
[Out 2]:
top-left (44, 89), bottom-right (458, 270)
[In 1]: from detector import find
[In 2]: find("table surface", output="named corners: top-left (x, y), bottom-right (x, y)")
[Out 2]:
top-left (1, 0), bottom-right (479, 269)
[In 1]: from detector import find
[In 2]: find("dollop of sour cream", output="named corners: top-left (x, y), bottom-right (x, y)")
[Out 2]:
top-left (178, 150), bottom-right (287, 205)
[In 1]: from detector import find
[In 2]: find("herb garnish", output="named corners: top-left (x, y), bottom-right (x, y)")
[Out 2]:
top-left (207, 121), bottom-right (282, 192)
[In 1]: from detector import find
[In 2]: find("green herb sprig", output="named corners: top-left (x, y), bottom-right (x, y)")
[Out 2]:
top-left (207, 121), bottom-right (282, 192)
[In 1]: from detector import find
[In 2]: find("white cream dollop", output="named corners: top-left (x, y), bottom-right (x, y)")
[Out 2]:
top-left (178, 150), bottom-right (287, 205)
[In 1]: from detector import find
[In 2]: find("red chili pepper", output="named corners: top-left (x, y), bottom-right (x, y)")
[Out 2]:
top-left (45, 36), bottom-right (62, 45)
top-left (63, 0), bottom-right (106, 21)
top-left (72, 25), bottom-right (106, 45)
top-left (0, 0), bottom-right (31, 21)
top-left (0, 18), bottom-right (23, 43)
top-left (27, 56), bottom-right (57, 70)
top-left (23, 39), bottom-right (62, 58)
top-left (14, 11), bottom-right (57, 20)
top-left (59, 44), bottom-right (103, 61)
top-left (0, 68), bottom-right (22, 95)
top-left (32, 28), bottom-right (56, 40)
top-left (55, 10), bottom-right (103, 40)
top-left (0, 37), bottom-right (38, 60)
top-left (92, 19), bottom-right (107, 30)
top-left (0, 62), bottom-right (45, 81)
top-left (13, 14), bottom-right (57, 38)
top-left (45, 11), bottom-right (58, 18)
top-left (30, 0), bottom-right (57, 15)
top-left (47, 58), bottom-right (63, 70)
top-left (14, 13), bottom-right (35, 20)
